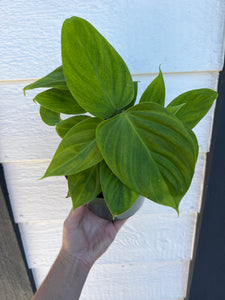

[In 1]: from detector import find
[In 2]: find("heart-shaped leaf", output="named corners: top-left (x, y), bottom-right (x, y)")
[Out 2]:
top-left (100, 161), bottom-right (139, 217)
top-left (39, 106), bottom-right (61, 126)
top-left (42, 117), bottom-right (103, 178)
top-left (167, 88), bottom-right (217, 128)
top-left (61, 16), bottom-right (134, 118)
top-left (34, 88), bottom-right (86, 114)
top-left (56, 115), bottom-right (90, 138)
top-left (68, 164), bottom-right (101, 210)
top-left (23, 65), bottom-right (67, 94)
top-left (140, 67), bottom-right (165, 106)
top-left (96, 102), bottom-right (198, 211)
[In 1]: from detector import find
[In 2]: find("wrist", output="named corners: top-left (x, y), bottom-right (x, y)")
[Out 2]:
top-left (32, 248), bottom-right (91, 300)
top-left (59, 248), bottom-right (93, 272)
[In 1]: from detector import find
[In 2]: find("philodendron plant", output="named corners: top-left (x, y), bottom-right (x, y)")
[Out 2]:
top-left (24, 16), bottom-right (217, 219)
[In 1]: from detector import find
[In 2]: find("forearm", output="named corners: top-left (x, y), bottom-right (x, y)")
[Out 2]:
top-left (32, 249), bottom-right (90, 300)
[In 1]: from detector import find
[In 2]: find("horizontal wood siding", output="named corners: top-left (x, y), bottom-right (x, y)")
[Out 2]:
top-left (1, 0), bottom-right (224, 298)
top-left (1, 0), bottom-right (224, 80)
top-left (32, 261), bottom-right (189, 300)
top-left (19, 213), bottom-right (197, 268)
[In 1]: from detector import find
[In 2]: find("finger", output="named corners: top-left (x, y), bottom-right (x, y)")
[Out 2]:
top-left (64, 205), bottom-right (86, 225)
top-left (73, 205), bottom-right (87, 216)
top-left (113, 218), bottom-right (128, 232)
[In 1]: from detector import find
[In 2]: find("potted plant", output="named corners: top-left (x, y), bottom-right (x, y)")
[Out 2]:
top-left (23, 16), bottom-right (217, 221)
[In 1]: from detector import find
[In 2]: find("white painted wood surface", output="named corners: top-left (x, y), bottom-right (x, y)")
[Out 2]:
top-left (32, 261), bottom-right (190, 300)
top-left (1, 0), bottom-right (224, 80)
top-left (19, 213), bottom-right (197, 268)
top-left (1, 0), bottom-right (225, 299)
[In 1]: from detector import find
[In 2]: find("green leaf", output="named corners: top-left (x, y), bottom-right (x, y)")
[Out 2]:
top-left (140, 67), bottom-right (165, 106)
top-left (34, 88), bottom-right (86, 114)
top-left (122, 81), bottom-right (138, 111)
top-left (61, 16), bottom-right (134, 118)
top-left (167, 88), bottom-right (218, 128)
top-left (68, 164), bottom-right (101, 211)
top-left (56, 115), bottom-right (90, 138)
top-left (42, 117), bottom-right (103, 178)
top-left (23, 65), bottom-right (67, 94)
top-left (100, 161), bottom-right (139, 217)
top-left (96, 102), bottom-right (199, 212)
top-left (166, 103), bottom-right (186, 115)
top-left (39, 106), bottom-right (61, 126)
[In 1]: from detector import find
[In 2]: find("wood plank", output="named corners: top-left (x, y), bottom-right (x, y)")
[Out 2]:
top-left (0, 170), bottom-right (34, 299)
top-left (32, 260), bottom-right (190, 299)
top-left (3, 153), bottom-right (205, 222)
top-left (188, 48), bottom-right (225, 300)
top-left (19, 213), bottom-right (197, 268)
top-left (0, 72), bottom-right (218, 163)
top-left (0, 0), bottom-right (224, 80)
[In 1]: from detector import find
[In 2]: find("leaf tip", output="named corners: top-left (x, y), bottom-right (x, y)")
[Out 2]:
top-left (175, 206), bottom-right (180, 217)
top-left (213, 90), bottom-right (218, 99)
top-left (112, 214), bottom-right (117, 221)
top-left (39, 170), bottom-right (50, 180)
top-left (66, 191), bottom-right (70, 198)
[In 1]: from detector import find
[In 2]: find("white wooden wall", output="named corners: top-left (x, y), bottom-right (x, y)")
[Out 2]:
top-left (1, 1), bottom-right (225, 299)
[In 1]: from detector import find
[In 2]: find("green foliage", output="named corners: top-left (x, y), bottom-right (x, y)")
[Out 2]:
top-left (140, 67), bottom-right (165, 106)
top-left (24, 16), bottom-right (218, 217)
top-left (56, 115), bottom-right (90, 138)
top-left (61, 17), bottom-right (134, 119)
top-left (166, 103), bottom-right (186, 115)
top-left (68, 164), bottom-right (101, 211)
top-left (34, 88), bottom-right (85, 114)
top-left (39, 106), bottom-right (61, 126)
top-left (96, 103), bottom-right (198, 211)
top-left (42, 117), bottom-right (103, 178)
top-left (167, 89), bottom-right (217, 128)
top-left (122, 81), bottom-right (139, 111)
top-left (23, 66), bottom-right (67, 94)
top-left (100, 161), bottom-right (139, 217)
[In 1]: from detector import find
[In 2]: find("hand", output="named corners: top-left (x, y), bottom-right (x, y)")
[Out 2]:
top-left (60, 205), bottom-right (126, 269)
